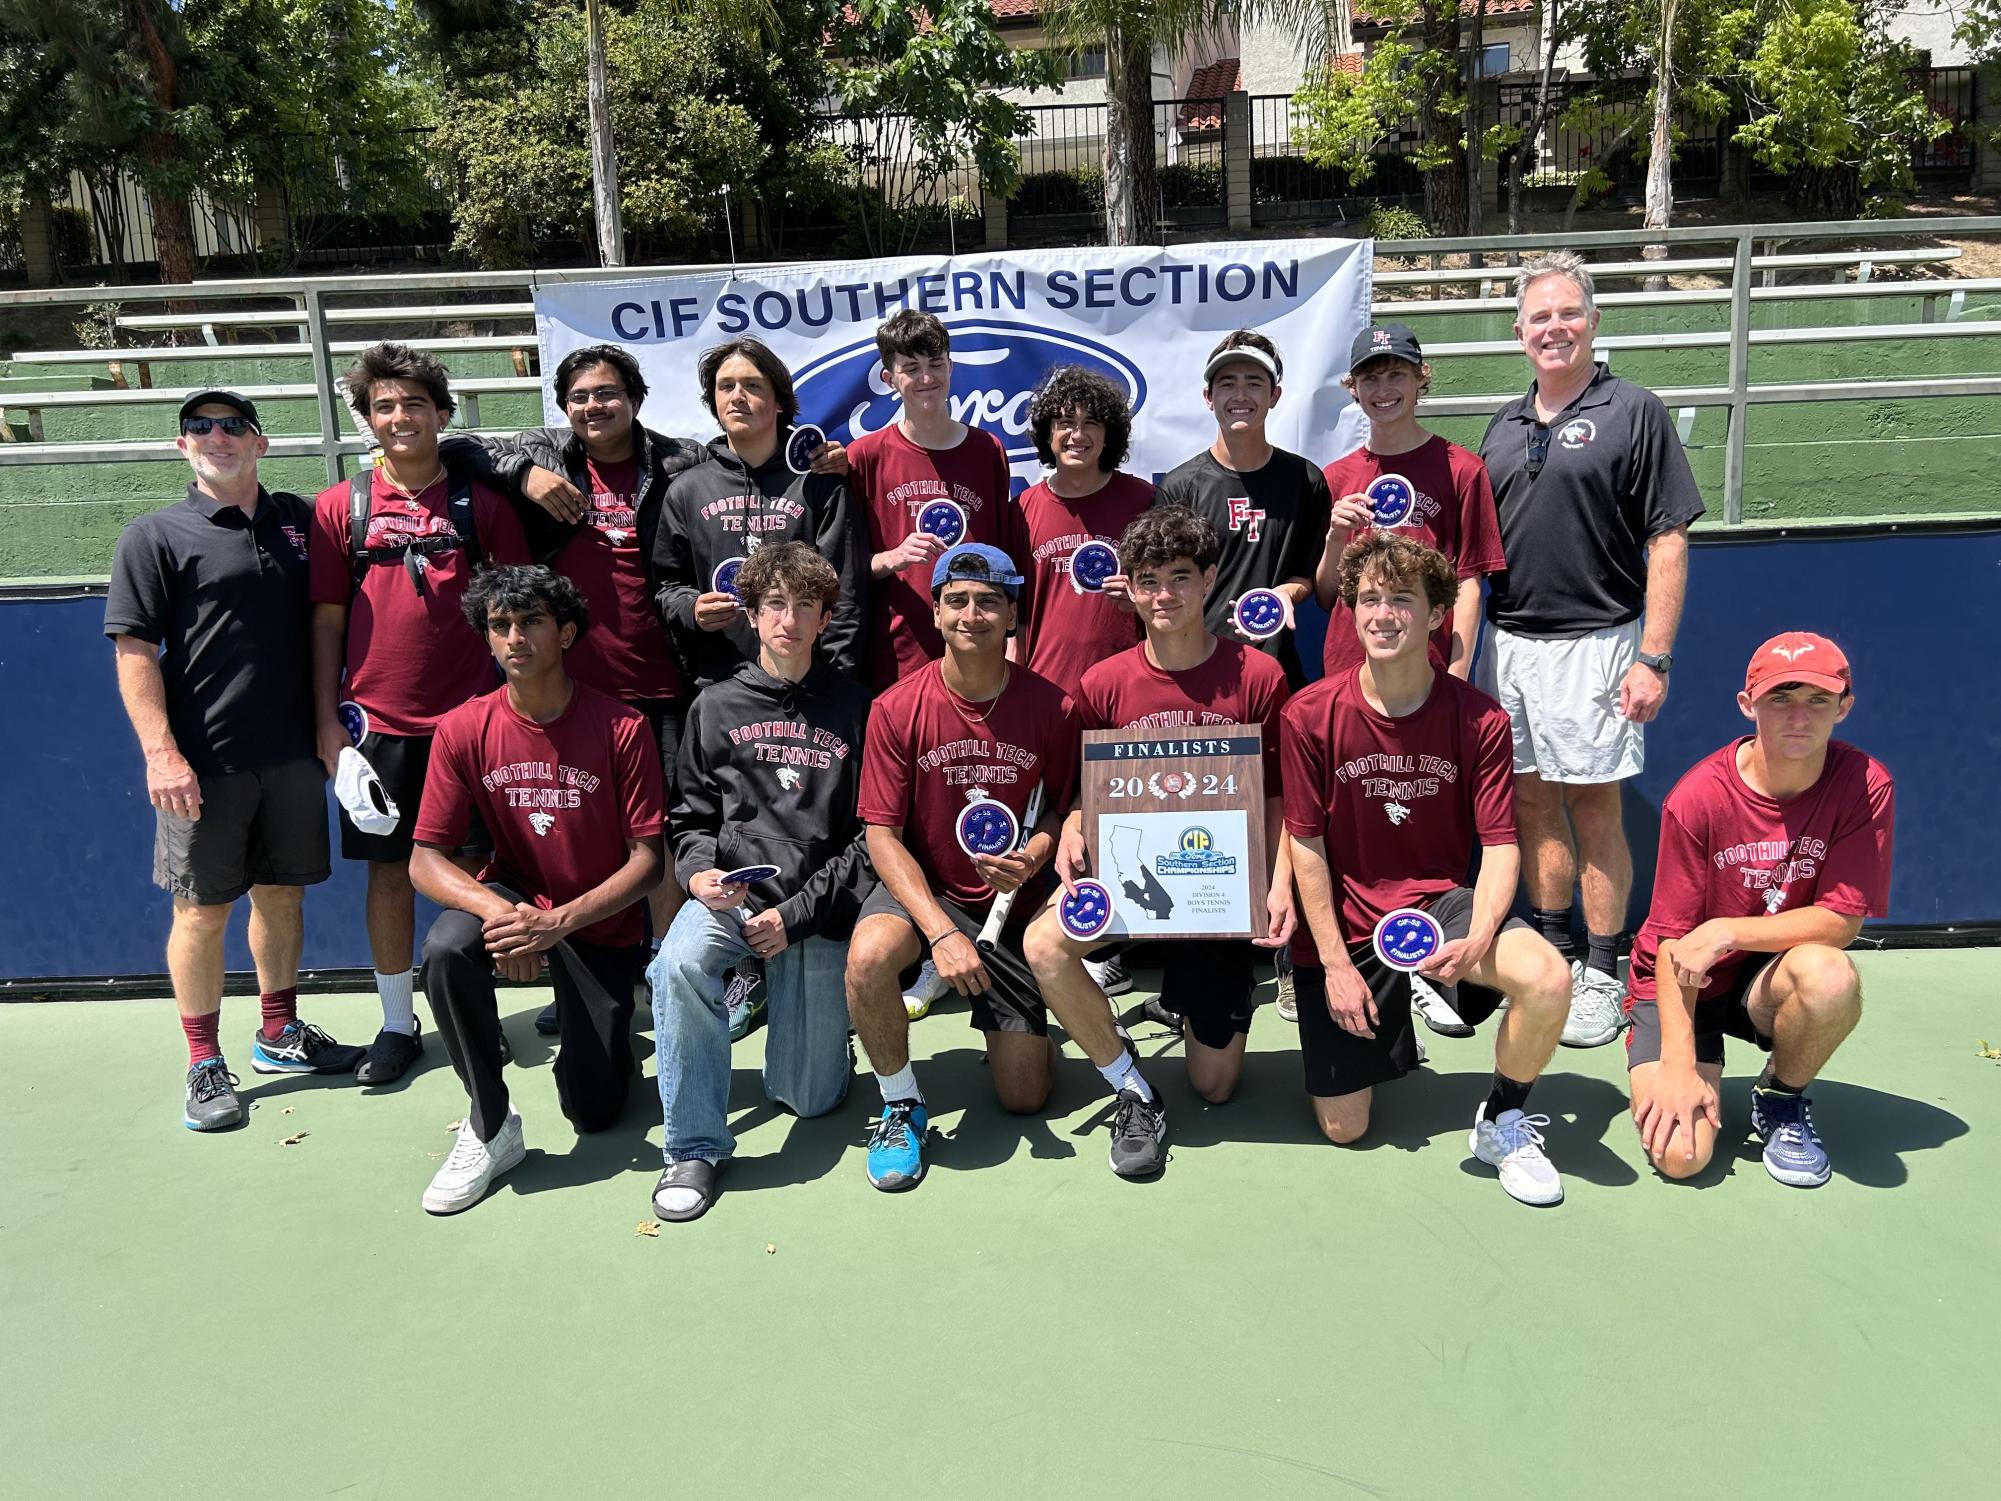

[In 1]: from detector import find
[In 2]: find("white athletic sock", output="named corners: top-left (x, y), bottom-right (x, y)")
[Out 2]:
top-left (875, 1064), bottom-right (922, 1105)
top-left (1097, 1048), bottom-right (1152, 1102)
top-left (376, 969), bottom-right (416, 1035)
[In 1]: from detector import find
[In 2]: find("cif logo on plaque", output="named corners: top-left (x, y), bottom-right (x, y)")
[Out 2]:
top-left (1077, 727), bottom-right (1270, 941)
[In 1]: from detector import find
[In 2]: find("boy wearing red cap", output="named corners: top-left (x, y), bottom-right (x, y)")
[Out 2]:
top-left (1624, 632), bottom-right (1895, 1188)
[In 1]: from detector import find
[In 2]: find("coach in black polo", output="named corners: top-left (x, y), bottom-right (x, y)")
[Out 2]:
top-left (107, 389), bottom-right (361, 1135)
top-left (1477, 252), bottom-right (1705, 1053)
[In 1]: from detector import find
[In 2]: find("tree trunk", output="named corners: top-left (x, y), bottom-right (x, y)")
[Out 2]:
top-left (584, 0), bottom-right (625, 266)
top-left (1103, 23), bottom-right (1158, 245)
top-left (146, 184), bottom-right (198, 286)
top-left (1508, 0), bottom-right (1563, 237)
top-left (1465, 1), bottom-right (1485, 236)
top-left (1787, 162), bottom-right (1863, 217)
top-left (129, 2), bottom-right (197, 288)
top-left (1420, 2), bottom-right (1467, 234)
top-left (1642, 0), bottom-right (1679, 291)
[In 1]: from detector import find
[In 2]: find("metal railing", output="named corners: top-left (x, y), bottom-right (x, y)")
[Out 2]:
top-left (6, 217), bottom-right (2001, 538)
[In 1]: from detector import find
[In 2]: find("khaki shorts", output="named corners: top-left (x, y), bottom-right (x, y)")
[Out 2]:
top-left (1477, 620), bottom-right (1644, 785)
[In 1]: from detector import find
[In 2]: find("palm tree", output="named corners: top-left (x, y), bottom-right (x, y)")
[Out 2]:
top-left (1038, 1), bottom-right (1332, 244)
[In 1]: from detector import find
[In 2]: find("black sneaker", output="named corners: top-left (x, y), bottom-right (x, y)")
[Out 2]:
top-left (355, 1021), bottom-right (424, 1085)
top-left (534, 1002), bottom-right (560, 1036)
top-left (1108, 1087), bottom-right (1167, 1178)
top-left (183, 1059), bottom-right (243, 1131)
top-left (249, 1020), bottom-right (365, 1075)
top-left (1140, 995), bottom-right (1183, 1032)
top-left (497, 1026), bottom-right (513, 1066)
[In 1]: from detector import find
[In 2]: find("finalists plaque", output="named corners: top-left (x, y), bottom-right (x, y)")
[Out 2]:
top-left (1079, 724), bottom-right (1267, 941)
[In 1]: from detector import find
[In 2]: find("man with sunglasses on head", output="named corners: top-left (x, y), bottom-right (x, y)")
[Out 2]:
top-left (1478, 252), bottom-right (1705, 1052)
top-left (108, 391), bottom-right (364, 1130)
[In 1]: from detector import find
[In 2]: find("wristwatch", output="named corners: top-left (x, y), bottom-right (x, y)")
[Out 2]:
top-left (1637, 651), bottom-right (1673, 673)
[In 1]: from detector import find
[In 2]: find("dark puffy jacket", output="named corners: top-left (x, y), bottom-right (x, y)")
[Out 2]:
top-left (673, 659), bottom-right (875, 943)
top-left (652, 438), bottom-right (867, 689)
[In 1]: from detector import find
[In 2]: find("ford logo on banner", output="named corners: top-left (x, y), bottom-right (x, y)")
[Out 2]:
top-left (792, 322), bottom-right (1147, 462)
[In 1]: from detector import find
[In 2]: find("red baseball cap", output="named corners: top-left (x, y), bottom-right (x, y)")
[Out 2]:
top-left (1744, 632), bottom-right (1852, 700)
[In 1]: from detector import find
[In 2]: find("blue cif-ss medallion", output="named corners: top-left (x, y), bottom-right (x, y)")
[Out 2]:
top-left (1059, 878), bottom-right (1116, 942)
top-left (1068, 540), bottom-right (1120, 594)
top-left (1372, 907), bottom-right (1444, 972)
top-left (955, 798), bottom-right (1020, 858)
top-left (337, 700), bottom-right (369, 747)
top-left (712, 557), bottom-right (745, 599)
top-left (1233, 588), bottom-right (1287, 641)
top-left (916, 499), bottom-right (967, 546)
top-left (1366, 473), bottom-right (1417, 528)
top-left (784, 423), bottom-right (826, 475)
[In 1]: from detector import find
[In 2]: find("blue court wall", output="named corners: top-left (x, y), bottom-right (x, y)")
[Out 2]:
top-left (4, 524), bottom-right (1996, 981)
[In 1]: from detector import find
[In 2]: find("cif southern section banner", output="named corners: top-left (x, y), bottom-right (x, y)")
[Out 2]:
top-left (532, 240), bottom-right (1373, 488)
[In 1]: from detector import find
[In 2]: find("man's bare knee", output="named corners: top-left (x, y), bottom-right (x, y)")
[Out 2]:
top-left (1780, 945), bottom-right (1862, 1013)
top-left (1313, 1095), bottom-right (1370, 1146)
top-left (171, 901), bottom-right (231, 935)
top-left (1650, 1144), bottom-right (1712, 1181)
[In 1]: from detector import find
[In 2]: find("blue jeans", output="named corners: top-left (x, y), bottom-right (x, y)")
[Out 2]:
top-left (651, 901), bottom-right (852, 1163)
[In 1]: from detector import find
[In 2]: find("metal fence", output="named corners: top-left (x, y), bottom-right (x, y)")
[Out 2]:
top-left (1246, 93), bottom-right (1424, 224)
top-left (8, 217), bottom-right (2001, 534)
top-left (1494, 77), bottom-right (1726, 203)
top-left (1007, 97), bottom-right (1227, 235)
top-left (1912, 66), bottom-right (1979, 177)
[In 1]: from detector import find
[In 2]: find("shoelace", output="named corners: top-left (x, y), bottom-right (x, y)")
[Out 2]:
top-left (443, 1123), bottom-right (491, 1173)
top-left (871, 1105), bottom-right (916, 1152)
top-left (1111, 1091), bottom-right (1154, 1142)
top-left (1760, 1093), bottom-right (1817, 1147)
top-left (272, 1021), bottom-right (337, 1056)
top-left (190, 1063), bottom-right (240, 1102)
top-left (1496, 1112), bottom-right (1552, 1156)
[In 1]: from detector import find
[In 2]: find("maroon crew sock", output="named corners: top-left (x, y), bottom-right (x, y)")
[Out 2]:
top-left (259, 987), bottom-right (299, 1040)
top-left (183, 1011), bottom-right (223, 1067)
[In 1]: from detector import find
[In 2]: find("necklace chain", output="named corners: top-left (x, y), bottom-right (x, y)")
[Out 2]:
top-left (943, 663), bottom-right (1008, 725)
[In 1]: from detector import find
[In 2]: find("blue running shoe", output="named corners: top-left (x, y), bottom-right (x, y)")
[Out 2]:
top-left (865, 1100), bottom-right (928, 1191)
top-left (1751, 1086), bottom-right (1831, 1188)
top-left (250, 1020), bottom-right (364, 1075)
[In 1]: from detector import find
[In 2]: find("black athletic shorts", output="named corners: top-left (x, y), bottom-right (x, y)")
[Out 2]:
top-left (154, 756), bottom-right (330, 905)
top-left (1623, 957), bottom-right (1778, 1068)
top-left (1095, 940), bottom-right (1257, 1051)
top-left (632, 697), bottom-right (686, 802)
top-left (1296, 886), bottom-right (1527, 1098)
top-left (857, 883), bottom-right (1046, 1037)
top-left (340, 731), bottom-right (485, 864)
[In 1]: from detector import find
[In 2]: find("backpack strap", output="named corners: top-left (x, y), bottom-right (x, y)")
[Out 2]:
top-left (446, 469), bottom-right (482, 571)
top-left (347, 468), bottom-right (485, 583)
top-left (347, 472), bottom-right (374, 589)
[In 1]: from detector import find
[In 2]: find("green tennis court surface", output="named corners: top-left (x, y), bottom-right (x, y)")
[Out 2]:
top-left (3, 948), bottom-right (1994, 1499)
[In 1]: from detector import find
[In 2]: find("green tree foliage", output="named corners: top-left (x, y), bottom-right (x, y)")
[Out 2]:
top-left (826, 0), bottom-right (1057, 256)
top-left (430, 0), bottom-right (830, 267)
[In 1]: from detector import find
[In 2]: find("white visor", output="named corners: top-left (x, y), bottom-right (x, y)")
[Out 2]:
top-left (334, 745), bottom-right (401, 836)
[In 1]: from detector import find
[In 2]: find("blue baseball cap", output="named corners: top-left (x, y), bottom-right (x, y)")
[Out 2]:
top-left (931, 542), bottom-right (1025, 598)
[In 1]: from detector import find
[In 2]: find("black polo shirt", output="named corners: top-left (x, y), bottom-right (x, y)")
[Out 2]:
top-left (1478, 363), bottom-right (1705, 639)
top-left (104, 484), bottom-right (318, 777)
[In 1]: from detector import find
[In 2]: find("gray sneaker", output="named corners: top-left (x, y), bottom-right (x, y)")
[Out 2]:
top-left (183, 1059), bottom-right (243, 1132)
top-left (1108, 1087), bottom-right (1167, 1178)
top-left (1561, 961), bottom-right (1627, 1048)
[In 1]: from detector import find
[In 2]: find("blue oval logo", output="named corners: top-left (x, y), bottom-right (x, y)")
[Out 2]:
top-left (792, 322), bottom-right (1148, 464)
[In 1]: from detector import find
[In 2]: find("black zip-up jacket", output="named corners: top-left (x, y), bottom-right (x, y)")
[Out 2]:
top-left (441, 426), bottom-right (707, 592)
top-left (673, 659), bottom-right (876, 943)
top-left (652, 438), bottom-right (867, 689)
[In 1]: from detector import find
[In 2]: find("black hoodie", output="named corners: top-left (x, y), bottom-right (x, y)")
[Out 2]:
top-left (653, 437), bottom-right (867, 689)
top-left (672, 658), bottom-right (875, 943)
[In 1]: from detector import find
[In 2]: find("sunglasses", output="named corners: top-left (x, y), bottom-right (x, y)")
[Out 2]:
top-left (563, 385), bottom-right (627, 407)
top-left (182, 416), bottom-right (256, 437)
top-left (1525, 423), bottom-right (1551, 480)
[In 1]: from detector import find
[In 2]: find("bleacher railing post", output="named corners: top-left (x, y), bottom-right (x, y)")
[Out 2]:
top-left (1724, 228), bottom-right (1753, 525)
top-left (302, 286), bottom-right (345, 487)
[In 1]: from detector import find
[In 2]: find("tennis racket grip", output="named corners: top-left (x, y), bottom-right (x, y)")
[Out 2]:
top-left (976, 782), bottom-right (1043, 952)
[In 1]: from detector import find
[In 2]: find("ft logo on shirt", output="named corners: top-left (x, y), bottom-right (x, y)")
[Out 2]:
top-left (1226, 497), bottom-right (1265, 541)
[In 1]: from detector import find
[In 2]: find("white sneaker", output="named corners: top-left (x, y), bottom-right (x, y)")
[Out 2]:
top-left (1274, 966), bottom-right (1298, 1022)
top-left (1469, 1105), bottom-right (1563, 1206)
top-left (902, 960), bottom-right (949, 1020)
top-left (423, 1109), bottom-right (525, 1215)
top-left (1409, 973), bottom-right (1473, 1037)
top-left (1561, 961), bottom-right (1627, 1048)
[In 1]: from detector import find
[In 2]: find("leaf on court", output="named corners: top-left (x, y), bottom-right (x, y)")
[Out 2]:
top-left (445, 1119), bottom-right (465, 1132)
top-left (281, 1106), bottom-right (295, 1115)
top-left (1977, 1040), bottom-right (2001, 1061)
top-left (278, 1131), bottom-right (309, 1146)
top-left (635, 1220), bottom-right (661, 1238)
top-left (765, 1243), bottom-right (777, 1255)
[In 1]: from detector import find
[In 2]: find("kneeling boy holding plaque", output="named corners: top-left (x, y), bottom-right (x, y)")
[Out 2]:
top-left (1282, 534), bottom-right (1575, 1206)
top-left (1025, 505), bottom-right (1295, 1159)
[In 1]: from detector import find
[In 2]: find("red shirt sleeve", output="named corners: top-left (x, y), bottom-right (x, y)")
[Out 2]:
top-left (1644, 803), bottom-right (1712, 942)
top-left (1452, 447), bottom-right (1507, 578)
top-left (614, 709), bottom-right (667, 841)
top-left (476, 484), bottom-right (532, 566)
top-left (1469, 701), bottom-right (1517, 844)
top-left (1280, 696), bottom-right (1327, 841)
top-left (1816, 762), bottom-right (1895, 917)
top-left (308, 485), bottom-right (354, 606)
top-left (857, 695), bottom-right (912, 828)
top-left (412, 714), bottom-right (476, 848)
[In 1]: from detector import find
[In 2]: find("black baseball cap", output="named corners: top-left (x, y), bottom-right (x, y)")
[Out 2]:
top-left (1348, 324), bottom-right (1424, 375)
top-left (177, 389), bottom-right (261, 429)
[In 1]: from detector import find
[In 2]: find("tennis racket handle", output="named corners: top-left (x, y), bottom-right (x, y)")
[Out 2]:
top-left (976, 890), bottom-right (1015, 952)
